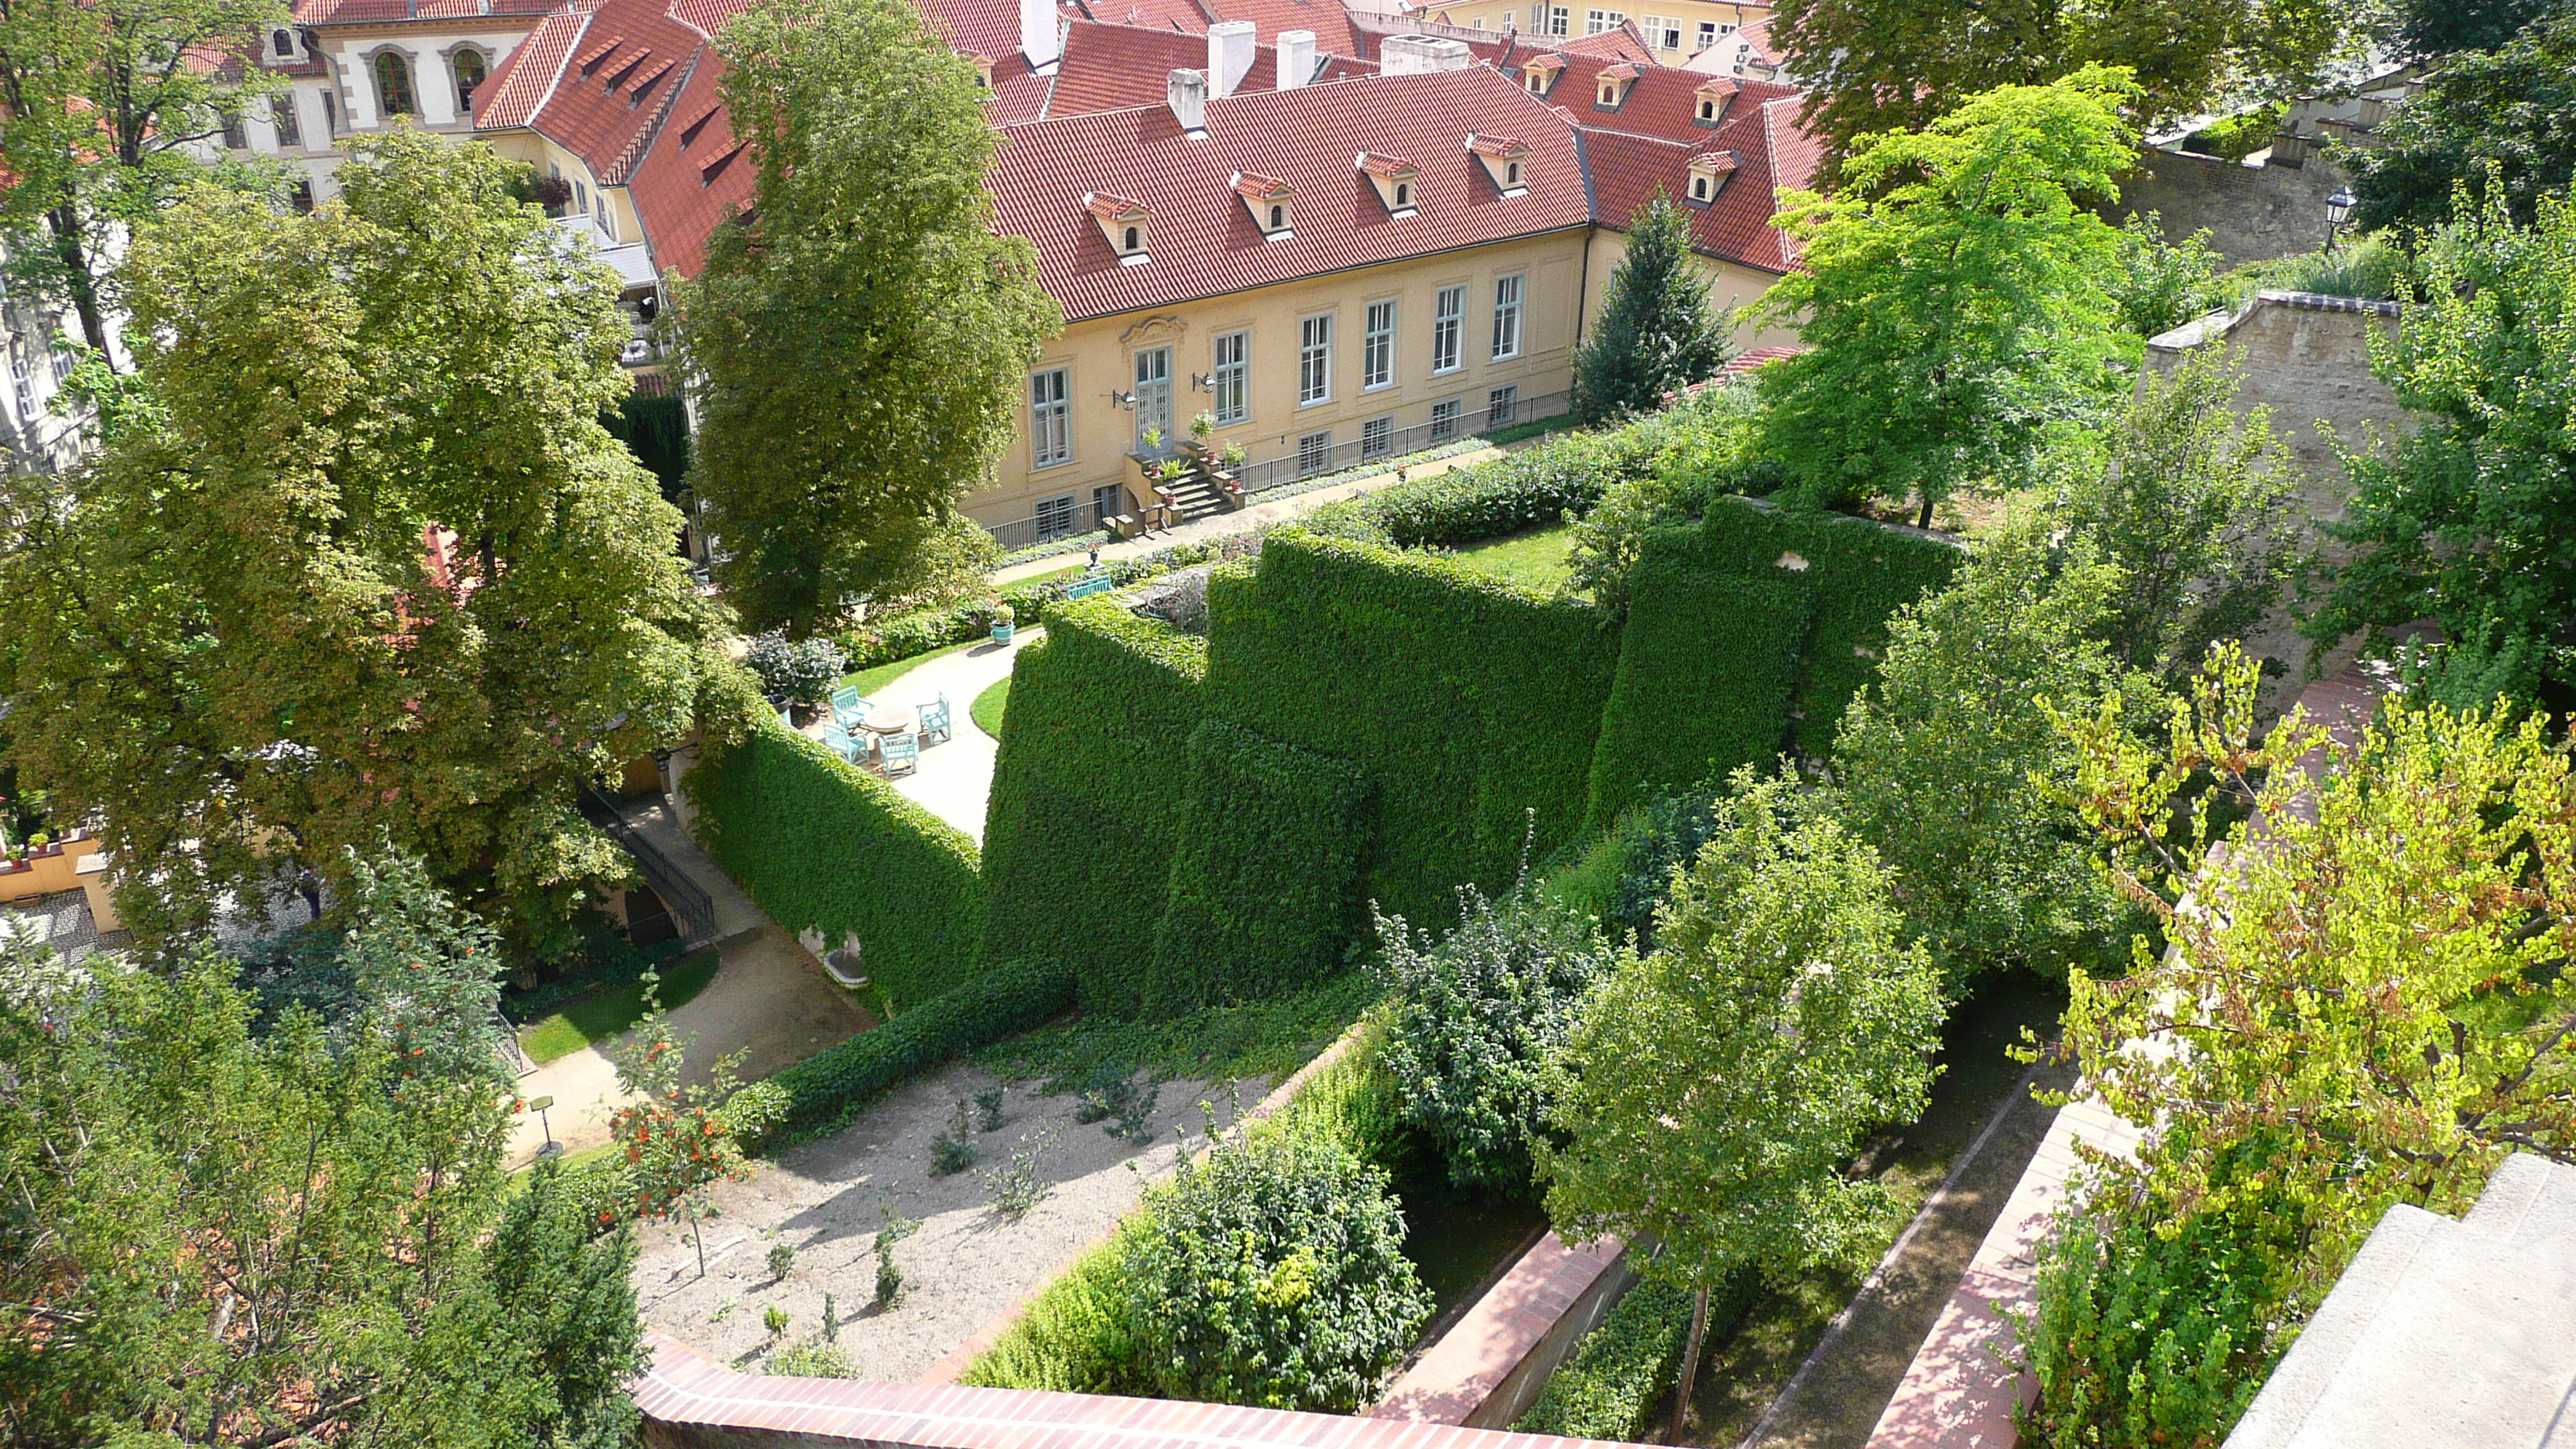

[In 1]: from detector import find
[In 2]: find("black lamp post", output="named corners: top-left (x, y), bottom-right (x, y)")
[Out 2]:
top-left (2323, 187), bottom-right (2358, 254)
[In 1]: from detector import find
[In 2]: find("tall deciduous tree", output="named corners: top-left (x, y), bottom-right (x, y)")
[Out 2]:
top-left (673, 0), bottom-right (1060, 638)
top-left (1746, 67), bottom-right (2140, 524)
top-left (1772, 0), bottom-right (2354, 172)
top-left (2388, 0), bottom-right (2555, 58)
top-left (2344, 12), bottom-right (2576, 235)
top-left (0, 854), bottom-right (644, 1445)
top-left (1572, 194), bottom-right (1726, 423)
top-left (2307, 187), bottom-right (2576, 708)
top-left (0, 0), bottom-right (288, 360)
top-left (1541, 772), bottom-right (1944, 1434)
top-left (0, 132), bottom-right (759, 943)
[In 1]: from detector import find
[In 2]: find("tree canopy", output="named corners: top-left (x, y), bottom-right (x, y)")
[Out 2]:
top-left (0, 131), bottom-right (758, 943)
top-left (1748, 66), bottom-right (2139, 523)
top-left (2344, 9), bottom-right (2576, 235)
top-left (2387, 0), bottom-right (2555, 58)
top-left (1571, 194), bottom-right (1726, 423)
top-left (674, 0), bottom-right (1060, 637)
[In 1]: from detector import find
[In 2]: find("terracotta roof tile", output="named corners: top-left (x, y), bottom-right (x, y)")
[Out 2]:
top-left (1009, 18), bottom-right (1369, 121)
top-left (1355, 150), bottom-right (1414, 176)
top-left (518, 0), bottom-right (708, 181)
top-left (622, 47), bottom-right (751, 276)
top-left (474, 8), bottom-right (586, 128)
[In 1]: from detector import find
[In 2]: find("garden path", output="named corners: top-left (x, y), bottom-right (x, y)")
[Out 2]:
top-left (862, 629), bottom-right (1041, 844)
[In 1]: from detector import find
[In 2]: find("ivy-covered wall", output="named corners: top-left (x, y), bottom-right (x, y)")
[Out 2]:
top-left (979, 595), bottom-right (1208, 1012)
top-left (685, 721), bottom-right (982, 1010)
top-left (1204, 527), bottom-right (1621, 934)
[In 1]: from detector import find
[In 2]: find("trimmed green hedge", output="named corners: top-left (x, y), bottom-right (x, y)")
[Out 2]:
top-left (686, 720), bottom-right (982, 1009)
top-left (1146, 720), bottom-right (1372, 1015)
top-left (1582, 550), bottom-right (1816, 831)
top-left (1304, 418), bottom-right (1691, 549)
top-left (1684, 500), bottom-right (1962, 755)
top-left (981, 595), bottom-right (1208, 1011)
top-left (1205, 528), bottom-right (1619, 933)
top-left (725, 958), bottom-right (1077, 1142)
top-left (1513, 1269), bottom-right (1761, 1440)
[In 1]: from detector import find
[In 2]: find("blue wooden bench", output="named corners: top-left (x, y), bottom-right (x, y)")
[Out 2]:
top-left (1063, 574), bottom-right (1114, 601)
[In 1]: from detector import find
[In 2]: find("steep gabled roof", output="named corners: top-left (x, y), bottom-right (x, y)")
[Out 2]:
top-left (514, 0), bottom-right (716, 183)
top-left (619, 43), bottom-right (752, 276)
top-left (1581, 90), bottom-right (1819, 274)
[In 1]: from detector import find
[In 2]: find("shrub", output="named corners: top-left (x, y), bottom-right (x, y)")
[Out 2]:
top-left (766, 1240), bottom-right (796, 1281)
top-left (1305, 413), bottom-right (1700, 549)
top-left (930, 1100), bottom-right (979, 1176)
top-left (838, 599), bottom-right (996, 670)
top-left (1122, 1128), bottom-right (1432, 1412)
top-left (724, 958), bottom-right (1077, 1142)
top-left (980, 596), bottom-right (1207, 1012)
top-left (686, 720), bottom-right (983, 1009)
top-left (955, 1228), bottom-right (1149, 1393)
top-left (1513, 1269), bottom-right (1760, 1440)
top-left (1372, 879), bottom-right (1613, 1194)
top-left (743, 630), bottom-right (849, 706)
top-left (1146, 721), bottom-right (1372, 1015)
top-left (1205, 528), bottom-right (1619, 933)
top-left (1562, 389), bottom-right (1780, 613)
top-left (767, 1338), bottom-right (858, 1378)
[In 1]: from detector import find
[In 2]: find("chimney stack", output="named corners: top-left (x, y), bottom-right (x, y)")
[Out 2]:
top-left (1276, 29), bottom-right (1316, 89)
top-left (1208, 20), bottom-right (1256, 98)
top-left (1168, 67), bottom-right (1209, 134)
top-left (1381, 35), bottom-right (1472, 74)
top-left (1019, 0), bottom-right (1060, 74)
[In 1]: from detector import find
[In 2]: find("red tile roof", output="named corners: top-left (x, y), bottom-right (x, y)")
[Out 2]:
top-left (293, 0), bottom-right (560, 22)
top-left (985, 65), bottom-right (1591, 322)
top-left (514, 0), bottom-right (714, 182)
top-left (1581, 88), bottom-right (1818, 273)
top-left (1012, 18), bottom-right (1370, 122)
top-left (619, 40), bottom-right (752, 276)
top-left (1194, 0), bottom-right (1361, 57)
top-left (475, 6), bottom-right (588, 128)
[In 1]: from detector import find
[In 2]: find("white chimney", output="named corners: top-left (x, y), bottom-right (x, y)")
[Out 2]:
top-left (1381, 34), bottom-right (1471, 74)
top-left (1020, 0), bottom-right (1060, 74)
top-left (1208, 20), bottom-right (1256, 98)
top-left (1276, 29), bottom-right (1317, 89)
top-left (1168, 67), bottom-right (1208, 134)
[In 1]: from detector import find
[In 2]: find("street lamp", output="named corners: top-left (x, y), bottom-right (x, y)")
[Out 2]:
top-left (2323, 188), bottom-right (2358, 255)
top-left (529, 1094), bottom-right (562, 1160)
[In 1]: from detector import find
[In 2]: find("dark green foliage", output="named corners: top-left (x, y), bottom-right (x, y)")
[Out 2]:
top-left (2390, 0), bottom-right (2552, 57)
top-left (1542, 792), bottom-right (1721, 947)
top-left (1513, 1271), bottom-right (1759, 1440)
top-left (980, 597), bottom-right (1206, 1008)
top-left (1304, 416), bottom-right (1698, 548)
top-left (606, 391), bottom-right (691, 505)
top-left (687, 719), bottom-right (982, 1008)
top-left (1121, 1129), bottom-right (1433, 1411)
top-left (1204, 528), bottom-right (1620, 933)
top-left (931, 1099), bottom-right (978, 1175)
top-left (1372, 882), bottom-right (1615, 1194)
top-left (1574, 195), bottom-right (1727, 423)
top-left (726, 958), bottom-right (1077, 1141)
top-left (1146, 721), bottom-right (1372, 1015)
top-left (973, 971), bottom-right (1381, 1091)
top-left (1582, 550), bottom-right (1814, 831)
top-left (480, 1159), bottom-right (649, 1448)
top-left (2180, 103), bottom-right (2285, 161)
top-left (2346, 13), bottom-right (2576, 233)
top-left (743, 629), bottom-right (849, 706)
top-left (837, 535), bottom-right (1259, 669)
top-left (2108, 213), bottom-right (2226, 340)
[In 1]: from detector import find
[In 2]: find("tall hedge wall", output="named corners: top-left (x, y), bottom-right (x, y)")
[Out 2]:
top-left (979, 594), bottom-right (1208, 1011)
top-left (1146, 720), bottom-right (1372, 1015)
top-left (1582, 554), bottom-right (1816, 831)
top-left (1204, 527), bottom-right (1619, 933)
top-left (685, 721), bottom-right (982, 1009)
top-left (1685, 500), bottom-right (1962, 754)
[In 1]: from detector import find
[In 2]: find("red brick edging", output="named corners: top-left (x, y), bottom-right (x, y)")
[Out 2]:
top-left (1372, 1232), bottom-right (1632, 1429)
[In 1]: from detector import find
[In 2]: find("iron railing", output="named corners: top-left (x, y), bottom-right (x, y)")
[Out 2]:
top-left (581, 786), bottom-right (718, 950)
top-left (984, 389), bottom-right (1571, 550)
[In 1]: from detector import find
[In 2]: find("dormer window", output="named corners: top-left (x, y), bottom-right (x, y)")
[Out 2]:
top-left (1694, 78), bottom-right (1737, 126)
top-left (1595, 63), bottom-right (1639, 109)
top-left (1085, 190), bottom-right (1152, 264)
top-left (1685, 149), bottom-right (1738, 204)
top-left (272, 29), bottom-right (293, 57)
top-left (1357, 151), bottom-right (1420, 217)
top-left (971, 53), bottom-right (994, 87)
top-left (1233, 171), bottom-right (1293, 238)
top-left (1468, 133), bottom-right (1530, 196)
top-left (1521, 54), bottom-right (1564, 95)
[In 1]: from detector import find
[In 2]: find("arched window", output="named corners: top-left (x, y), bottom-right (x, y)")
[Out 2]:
top-left (452, 49), bottom-right (487, 111)
top-left (1122, 224), bottom-right (1139, 252)
top-left (272, 29), bottom-right (293, 57)
top-left (373, 50), bottom-right (416, 118)
top-left (1267, 203), bottom-right (1283, 229)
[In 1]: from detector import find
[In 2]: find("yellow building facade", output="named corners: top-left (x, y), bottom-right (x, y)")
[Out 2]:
top-left (1420, 0), bottom-right (1769, 64)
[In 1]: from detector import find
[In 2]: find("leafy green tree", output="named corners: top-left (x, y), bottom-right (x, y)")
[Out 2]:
top-left (0, 863), bottom-right (643, 1445)
top-left (0, 0), bottom-right (288, 358)
top-left (673, 0), bottom-right (1060, 637)
top-left (2345, 12), bottom-right (2576, 234)
top-left (2057, 349), bottom-right (2297, 687)
top-left (1572, 194), bottom-right (1726, 423)
top-left (0, 132), bottom-right (759, 941)
top-left (1772, 0), bottom-right (2353, 172)
top-left (1747, 67), bottom-right (2141, 523)
top-left (608, 977), bottom-right (776, 1277)
top-left (1372, 877), bottom-right (1615, 1195)
top-left (2307, 188), bottom-right (2576, 707)
top-left (1829, 524), bottom-right (2153, 983)
top-left (2388, 0), bottom-right (2555, 60)
top-left (2107, 212), bottom-right (2226, 341)
top-left (1542, 771), bottom-right (1945, 1434)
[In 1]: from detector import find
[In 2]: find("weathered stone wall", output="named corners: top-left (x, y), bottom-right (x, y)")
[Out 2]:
top-left (2109, 147), bottom-right (2354, 265)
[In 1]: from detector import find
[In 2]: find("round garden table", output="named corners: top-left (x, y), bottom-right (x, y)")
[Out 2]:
top-left (862, 702), bottom-right (916, 735)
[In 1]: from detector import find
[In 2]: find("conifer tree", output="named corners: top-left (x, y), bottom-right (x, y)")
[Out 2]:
top-left (1572, 194), bottom-right (1725, 423)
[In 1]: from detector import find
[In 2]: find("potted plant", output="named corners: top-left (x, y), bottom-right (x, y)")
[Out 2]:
top-left (983, 601), bottom-right (1015, 646)
top-left (1190, 412), bottom-right (1216, 440)
top-left (1139, 426), bottom-right (1164, 454)
top-left (1155, 457), bottom-right (1188, 485)
top-left (1218, 440), bottom-right (1248, 471)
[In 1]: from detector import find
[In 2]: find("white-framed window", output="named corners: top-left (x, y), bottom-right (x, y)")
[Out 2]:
top-left (1491, 275), bottom-right (1524, 361)
top-left (1362, 300), bottom-right (1396, 391)
top-left (1298, 313), bottom-right (1333, 405)
top-left (594, 195), bottom-right (612, 238)
top-left (1429, 399), bottom-right (1461, 441)
top-left (1094, 484), bottom-right (1124, 523)
top-left (1487, 385), bottom-right (1519, 429)
top-left (1297, 429), bottom-right (1334, 476)
top-left (1362, 415), bottom-right (1395, 459)
top-left (49, 338), bottom-right (74, 383)
top-left (1640, 14), bottom-right (1683, 49)
top-left (1533, 3), bottom-right (1568, 34)
top-left (271, 93), bottom-right (301, 148)
top-left (574, 178), bottom-right (588, 212)
top-left (1584, 9), bottom-right (1624, 35)
top-left (273, 28), bottom-right (294, 57)
top-left (9, 349), bottom-right (33, 419)
top-left (1431, 286), bottom-right (1464, 374)
top-left (1030, 367), bottom-right (1072, 468)
top-left (1035, 494), bottom-right (1077, 541)
top-left (1134, 345), bottom-right (1173, 450)
top-left (1212, 330), bottom-right (1249, 425)
top-left (1695, 19), bottom-right (1718, 50)
top-left (221, 109), bottom-right (247, 149)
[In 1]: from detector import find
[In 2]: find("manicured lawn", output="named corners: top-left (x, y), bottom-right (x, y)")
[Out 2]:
top-left (971, 676), bottom-right (1009, 738)
top-left (834, 639), bottom-right (977, 703)
top-left (1447, 523), bottom-right (1580, 594)
top-left (519, 947), bottom-right (722, 1065)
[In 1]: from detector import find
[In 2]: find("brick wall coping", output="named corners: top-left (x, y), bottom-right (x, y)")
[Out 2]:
top-left (1371, 1231), bottom-right (1628, 1425)
top-left (2252, 289), bottom-right (2401, 317)
top-left (636, 1329), bottom-right (1643, 1449)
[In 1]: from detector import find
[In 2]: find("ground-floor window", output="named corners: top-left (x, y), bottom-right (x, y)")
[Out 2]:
top-left (1429, 399), bottom-right (1461, 441)
top-left (1092, 484), bottom-right (1123, 524)
top-left (1035, 493), bottom-right (1077, 540)
top-left (1297, 430), bottom-right (1333, 476)
top-left (1486, 385), bottom-right (1519, 430)
top-left (1362, 415), bottom-right (1395, 460)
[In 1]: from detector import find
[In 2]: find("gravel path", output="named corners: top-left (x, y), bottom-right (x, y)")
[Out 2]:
top-left (635, 1060), bottom-right (1262, 1379)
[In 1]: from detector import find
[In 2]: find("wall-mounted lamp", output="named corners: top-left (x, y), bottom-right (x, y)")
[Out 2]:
top-left (2321, 187), bottom-right (2357, 255)
top-left (1107, 389), bottom-right (1137, 409)
top-left (1190, 372), bottom-right (1215, 393)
